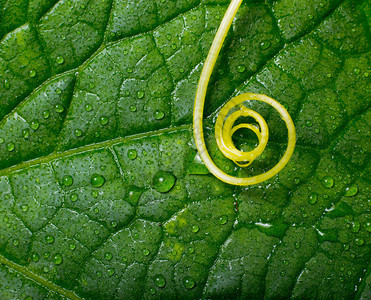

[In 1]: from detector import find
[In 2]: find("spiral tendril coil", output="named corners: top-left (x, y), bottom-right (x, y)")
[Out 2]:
top-left (193, 0), bottom-right (296, 186)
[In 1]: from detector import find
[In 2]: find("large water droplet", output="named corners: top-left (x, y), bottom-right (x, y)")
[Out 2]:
top-left (43, 110), bottom-right (50, 119)
top-left (91, 174), bottom-right (105, 188)
top-left (45, 235), bottom-right (54, 244)
top-left (62, 175), bottom-right (74, 186)
top-left (55, 104), bottom-right (65, 113)
top-left (21, 204), bottom-right (29, 212)
top-left (104, 252), bottom-right (113, 260)
top-left (7, 143), bottom-right (15, 152)
top-left (56, 56), bottom-right (64, 64)
top-left (29, 70), bottom-right (36, 77)
top-left (74, 129), bottom-right (83, 137)
top-left (152, 170), bottom-right (176, 193)
top-left (191, 225), bottom-right (199, 233)
top-left (154, 110), bottom-right (165, 120)
top-left (137, 90), bottom-right (145, 99)
top-left (70, 193), bottom-right (78, 202)
top-left (153, 274), bottom-right (166, 288)
top-left (322, 176), bottom-right (334, 189)
top-left (344, 185), bottom-right (358, 197)
top-left (30, 121), bottom-right (39, 131)
top-left (260, 40), bottom-right (271, 50)
top-left (127, 149), bottom-right (137, 160)
top-left (218, 215), bottom-right (228, 225)
top-left (99, 116), bottom-right (109, 125)
top-left (182, 276), bottom-right (195, 289)
top-left (54, 254), bottom-right (63, 265)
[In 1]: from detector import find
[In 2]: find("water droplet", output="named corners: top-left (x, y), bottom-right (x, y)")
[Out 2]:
top-left (56, 87), bottom-right (62, 94)
top-left (294, 241), bottom-right (301, 249)
top-left (365, 222), bottom-right (371, 232)
top-left (188, 247), bottom-right (195, 254)
top-left (150, 288), bottom-right (156, 295)
top-left (62, 175), bottom-right (74, 186)
top-left (154, 110), bottom-right (165, 120)
top-left (85, 104), bottom-right (93, 111)
top-left (308, 193), bottom-right (318, 204)
top-left (353, 68), bottom-right (360, 75)
top-left (104, 252), bottom-right (113, 260)
top-left (30, 121), bottom-right (39, 131)
top-left (305, 120), bottom-right (313, 127)
top-left (322, 176), bottom-right (334, 189)
top-left (29, 70), bottom-right (36, 77)
top-left (70, 193), bottom-right (78, 202)
top-left (355, 238), bottom-right (364, 246)
top-left (152, 170), bottom-right (176, 193)
top-left (56, 56), bottom-right (64, 64)
top-left (241, 45), bottom-right (246, 51)
top-left (344, 185), bottom-right (358, 197)
top-left (260, 40), bottom-right (271, 50)
top-left (4, 79), bottom-right (10, 89)
top-left (127, 149), bottom-right (137, 160)
top-left (69, 243), bottom-right (76, 250)
top-left (127, 67), bottom-right (133, 73)
top-left (31, 253), bottom-right (39, 262)
top-left (351, 221), bottom-right (360, 233)
top-left (43, 110), bottom-right (50, 119)
top-left (129, 105), bottom-right (137, 112)
top-left (237, 65), bottom-right (246, 73)
top-left (74, 129), bottom-right (83, 137)
top-left (45, 235), bottom-right (54, 244)
top-left (7, 143), bottom-right (15, 152)
top-left (92, 191), bottom-right (98, 198)
top-left (54, 254), bottom-right (63, 265)
top-left (191, 225), bottom-right (199, 233)
top-left (21, 204), bottom-right (29, 212)
top-left (283, 259), bottom-right (289, 265)
top-left (137, 91), bottom-right (145, 99)
top-left (0, 137), bottom-right (4, 144)
top-left (153, 274), bottom-right (166, 288)
top-left (55, 104), bottom-right (65, 113)
top-left (91, 174), bottom-right (105, 188)
top-left (182, 276), bottom-right (195, 289)
top-left (218, 215), bottom-right (228, 225)
top-left (99, 116), bottom-right (109, 125)
top-left (107, 268), bottom-right (115, 276)
top-left (142, 249), bottom-right (150, 256)
top-left (308, 14), bottom-right (313, 20)
top-left (13, 239), bottom-right (19, 246)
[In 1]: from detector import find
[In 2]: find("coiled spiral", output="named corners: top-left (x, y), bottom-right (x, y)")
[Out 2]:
top-left (193, 0), bottom-right (296, 186)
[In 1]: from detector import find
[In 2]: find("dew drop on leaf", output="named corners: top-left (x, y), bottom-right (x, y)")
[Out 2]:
top-left (191, 225), bottom-right (199, 233)
top-left (69, 243), bottom-right (76, 251)
top-left (322, 176), bottom-right (334, 189)
top-left (182, 276), bottom-right (195, 289)
top-left (218, 215), bottom-right (228, 225)
top-left (74, 129), bottom-right (83, 137)
top-left (260, 40), bottom-right (271, 50)
top-left (29, 70), bottom-right (36, 77)
top-left (54, 254), bottom-right (63, 265)
top-left (127, 149), bottom-right (137, 160)
top-left (3, 79), bottom-right (10, 89)
top-left (153, 274), bottom-right (166, 288)
top-left (21, 204), bottom-right (29, 212)
top-left (62, 175), bottom-right (74, 186)
top-left (137, 90), bottom-right (145, 99)
top-left (99, 116), bottom-right (109, 125)
top-left (43, 110), bottom-right (50, 119)
top-left (308, 193), bottom-right (318, 204)
top-left (70, 193), bottom-right (78, 202)
top-left (85, 104), bottom-right (93, 112)
top-left (152, 170), bottom-right (176, 193)
top-left (344, 185), bottom-right (358, 197)
top-left (91, 174), bottom-right (105, 187)
top-left (129, 105), bottom-right (137, 112)
top-left (31, 253), bottom-right (39, 262)
top-left (107, 268), bottom-right (115, 276)
top-left (30, 121), bottom-right (39, 130)
top-left (351, 221), bottom-right (360, 233)
top-left (104, 252), bottom-right (113, 260)
top-left (7, 143), bottom-right (15, 152)
top-left (55, 104), bottom-right (65, 113)
top-left (45, 235), bottom-right (54, 244)
top-left (142, 249), bottom-right (150, 256)
top-left (237, 65), bottom-right (246, 73)
top-left (13, 239), bottom-right (19, 246)
top-left (56, 87), bottom-right (62, 94)
top-left (355, 238), bottom-right (364, 246)
top-left (154, 110), bottom-right (165, 120)
top-left (56, 56), bottom-right (64, 64)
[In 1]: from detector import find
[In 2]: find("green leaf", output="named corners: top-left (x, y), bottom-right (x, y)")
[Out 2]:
top-left (0, 0), bottom-right (370, 298)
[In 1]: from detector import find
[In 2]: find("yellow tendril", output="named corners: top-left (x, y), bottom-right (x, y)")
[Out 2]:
top-left (193, 0), bottom-right (296, 186)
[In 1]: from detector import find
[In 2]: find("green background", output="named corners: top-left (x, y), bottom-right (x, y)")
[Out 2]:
top-left (0, 0), bottom-right (370, 299)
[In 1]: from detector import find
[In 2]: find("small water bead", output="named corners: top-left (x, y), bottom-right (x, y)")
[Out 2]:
top-left (308, 193), bottom-right (318, 204)
top-left (191, 225), bottom-right (199, 233)
top-left (4, 79), bottom-right (10, 89)
top-left (110, 221), bottom-right (118, 228)
top-left (43, 110), bottom-right (50, 119)
top-left (70, 193), bottom-right (78, 202)
top-left (13, 239), bottom-right (19, 246)
top-left (218, 215), bottom-right (228, 225)
top-left (129, 105), bottom-right (137, 112)
top-left (54, 254), bottom-right (63, 265)
top-left (150, 288), bottom-right (156, 295)
top-left (30, 121), bottom-right (39, 130)
top-left (142, 249), bottom-right (150, 256)
top-left (74, 129), bottom-right (83, 137)
top-left (154, 110), bottom-right (165, 120)
top-left (44, 252), bottom-right (50, 258)
top-left (365, 222), bottom-right (371, 232)
top-left (29, 70), bottom-right (36, 77)
top-left (344, 185), bottom-right (358, 197)
top-left (7, 143), bottom-right (15, 152)
top-left (45, 235), bottom-right (54, 244)
top-left (127, 149), bottom-right (137, 160)
top-left (294, 242), bottom-right (301, 249)
top-left (237, 65), bottom-right (246, 73)
top-left (99, 116), bottom-right (109, 125)
top-left (63, 175), bottom-right (74, 186)
top-left (305, 120), bottom-right (313, 127)
top-left (55, 104), bottom-right (65, 113)
top-left (91, 174), bottom-right (105, 188)
top-left (260, 40), bottom-right (271, 50)
top-left (353, 68), bottom-right (360, 75)
top-left (152, 171), bottom-right (176, 193)
top-left (153, 274), bottom-right (166, 288)
top-left (322, 176), bottom-right (334, 189)
top-left (137, 91), bottom-right (145, 99)
top-left (56, 88), bottom-right (62, 94)
top-left (188, 247), bottom-right (195, 254)
top-left (21, 204), bottom-right (29, 212)
top-left (96, 271), bottom-right (102, 278)
top-left (69, 243), bottom-right (76, 250)
top-left (93, 207), bottom-right (99, 214)
top-left (104, 252), bottom-right (113, 260)
top-left (85, 104), bottom-right (93, 111)
top-left (92, 191), bottom-right (98, 198)
top-left (183, 276), bottom-right (195, 289)
top-left (0, 137), bottom-right (4, 144)
top-left (31, 253), bottom-right (40, 262)
top-left (107, 268), bottom-right (115, 276)
top-left (127, 67), bottom-right (133, 73)
top-left (351, 221), bottom-right (360, 233)
top-left (56, 56), bottom-right (64, 64)
top-left (355, 238), bottom-right (364, 246)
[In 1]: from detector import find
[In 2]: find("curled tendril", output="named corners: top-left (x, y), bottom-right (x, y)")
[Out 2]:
top-left (193, 0), bottom-right (296, 186)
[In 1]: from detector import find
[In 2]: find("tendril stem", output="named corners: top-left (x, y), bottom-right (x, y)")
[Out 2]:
top-left (193, 0), bottom-right (296, 186)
